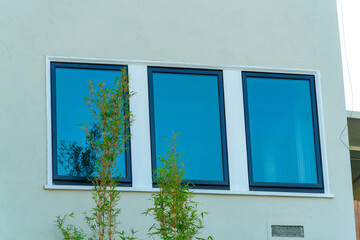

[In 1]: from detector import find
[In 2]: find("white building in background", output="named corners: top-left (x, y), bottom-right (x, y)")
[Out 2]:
top-left (340, 1), bottom-right (360, 237)
top-left (0, 0), bottom-right (356, 239)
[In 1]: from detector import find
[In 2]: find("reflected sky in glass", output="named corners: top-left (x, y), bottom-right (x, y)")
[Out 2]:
top-left (55, 67), bottom-right (126, 178)
top-left (246, 77), bottom-right (318, 184)
top-left (152, 72), bottom-right (224, 181)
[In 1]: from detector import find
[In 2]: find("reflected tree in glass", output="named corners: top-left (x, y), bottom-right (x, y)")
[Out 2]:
top-left (58, 124), bottom-right (100, 177)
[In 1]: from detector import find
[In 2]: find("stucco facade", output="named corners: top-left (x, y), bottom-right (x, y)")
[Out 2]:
top-left (0, 0), bottom-right (355, 239)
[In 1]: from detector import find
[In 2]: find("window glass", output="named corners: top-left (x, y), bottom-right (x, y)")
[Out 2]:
top-left (149, 68), bottom-right (228, 187)
top-left (51, 63), bottom-right (130, 184)
top-left (243, 72), bottom-right (323, 191)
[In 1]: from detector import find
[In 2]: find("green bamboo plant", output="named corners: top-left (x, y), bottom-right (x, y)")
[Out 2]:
top-left (56, 68), bottom-right (136, 240)
top-left (143, 133), bottom-right (213, 240)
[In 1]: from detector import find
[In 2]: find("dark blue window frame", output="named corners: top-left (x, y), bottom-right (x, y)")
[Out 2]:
top-left (148, 67), bottom-right (229, 189)
top-left (51, 62), bottom-right (132, 186)
top-left (242, 72), bottom-right (324, 193)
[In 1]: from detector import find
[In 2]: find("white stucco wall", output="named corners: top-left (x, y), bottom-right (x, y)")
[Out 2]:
top-left (0, 0), bottom-right (355, 239)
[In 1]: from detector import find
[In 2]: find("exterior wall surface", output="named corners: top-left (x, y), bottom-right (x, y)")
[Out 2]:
top-left (0, 0), bottom-right (355, 239)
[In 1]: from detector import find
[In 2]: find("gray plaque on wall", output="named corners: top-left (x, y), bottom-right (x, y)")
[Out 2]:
top-left (271, 225), bottom-right (304, 238)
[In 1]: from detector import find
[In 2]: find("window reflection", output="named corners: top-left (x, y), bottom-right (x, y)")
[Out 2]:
top-left (51, 63), bottom-right (129, 184)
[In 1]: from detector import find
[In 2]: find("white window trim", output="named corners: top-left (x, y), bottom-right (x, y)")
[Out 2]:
top-left (45, 56), bottom-right (333, 199)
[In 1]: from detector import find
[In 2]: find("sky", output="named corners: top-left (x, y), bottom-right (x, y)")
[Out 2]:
top-left (338, 0), bottom-right (360, 112)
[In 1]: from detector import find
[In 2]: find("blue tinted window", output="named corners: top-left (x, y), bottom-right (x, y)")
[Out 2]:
top-left (51, 63), bottom-right (130, 185)
top-left (242, 72), bottom-right (323, 192)
top-left (148, 67), bottom-right (228, 188)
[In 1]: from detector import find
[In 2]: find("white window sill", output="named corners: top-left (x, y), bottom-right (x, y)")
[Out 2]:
top-left (44, 185), bottom-right (334, 198)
